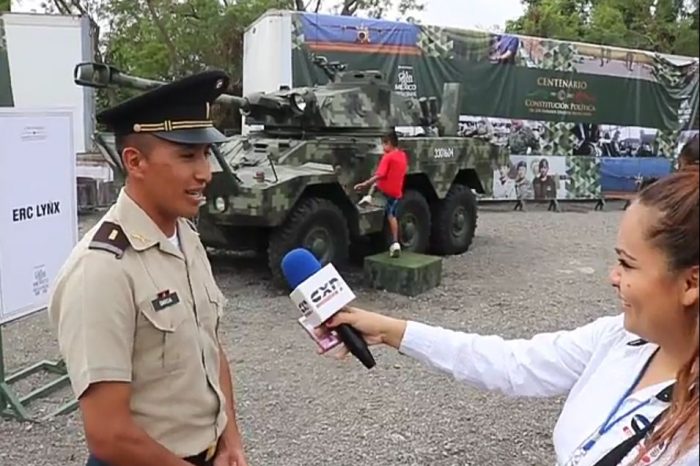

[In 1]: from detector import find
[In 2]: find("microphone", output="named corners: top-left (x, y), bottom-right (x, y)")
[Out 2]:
top-left (281, 248), bottom-right (376, 369)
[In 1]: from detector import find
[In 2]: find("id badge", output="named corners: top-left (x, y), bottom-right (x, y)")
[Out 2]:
top-left (563, 431), bottom-right (600, 466)
top-left (563, 449), bottom-right (586, 466)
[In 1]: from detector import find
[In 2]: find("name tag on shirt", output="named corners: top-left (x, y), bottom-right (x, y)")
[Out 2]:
top-left (152, 290), bottom-right (180, 311)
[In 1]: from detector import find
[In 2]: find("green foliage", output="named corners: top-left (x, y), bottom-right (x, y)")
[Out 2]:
top-left (506, 0), bottom-right (581, 40)
top-left (329, 0), bottom-right (424, 18)
top-left (586, 1), bottom-right (629, 47)
top-left (47, 0), bottom-right (421, 128)
top-left (48, 0), bottom-right (694, 131)
top-left (507, 0), bottom-right (699, 56)
top-left (73, 0), bottom-right (424, 84)
top-left (0, 0), bottom-right (10, 12)
top-left (50, 0), bottom-right (421, 120)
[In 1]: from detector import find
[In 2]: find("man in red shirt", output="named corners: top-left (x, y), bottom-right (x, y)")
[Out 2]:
top-left (354, 131), bottom-right (408, 257)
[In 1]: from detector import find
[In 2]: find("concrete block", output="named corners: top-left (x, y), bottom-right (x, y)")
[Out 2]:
top-left (363, 251), bottom-right (442, 297)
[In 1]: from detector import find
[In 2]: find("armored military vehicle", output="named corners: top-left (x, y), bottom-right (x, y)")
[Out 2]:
top-left (74, 58), bottom-right (507, 284)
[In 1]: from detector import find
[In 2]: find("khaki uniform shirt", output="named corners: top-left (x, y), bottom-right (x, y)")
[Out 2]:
top-left (48, 189), bottom-right (228, 458)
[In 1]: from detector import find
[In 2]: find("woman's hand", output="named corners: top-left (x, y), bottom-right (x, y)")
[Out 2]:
top-left (320, 306), bottom-right (408, 359)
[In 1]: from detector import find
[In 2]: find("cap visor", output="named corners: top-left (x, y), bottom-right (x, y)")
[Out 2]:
top-left (152, 127), bottom-right (229, 145)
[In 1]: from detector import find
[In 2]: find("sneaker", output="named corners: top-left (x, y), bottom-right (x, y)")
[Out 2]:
top-left (389, 242), bottom-right (401, 258)
top-left (358, 195), bottom-right (372, 206)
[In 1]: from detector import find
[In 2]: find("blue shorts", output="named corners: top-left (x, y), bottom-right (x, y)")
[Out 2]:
top-left (384, 196), bottom-right (399, 217)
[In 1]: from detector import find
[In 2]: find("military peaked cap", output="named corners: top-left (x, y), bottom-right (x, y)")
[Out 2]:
top-left (97, 69), bottom-right (230, 145)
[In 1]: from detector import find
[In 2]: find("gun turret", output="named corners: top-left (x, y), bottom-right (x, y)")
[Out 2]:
top-left (74, 62), bottom-right (318, 122)
top-left (75, 61), bottom-right (461, 138)
top-left (74, 62), bottom-right (249, 109)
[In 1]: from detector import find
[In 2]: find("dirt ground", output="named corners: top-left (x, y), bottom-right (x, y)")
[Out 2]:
top-left (1, 205), bottom-right (626, 466)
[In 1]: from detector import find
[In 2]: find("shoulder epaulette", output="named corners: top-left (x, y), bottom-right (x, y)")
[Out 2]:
top-left (626, 338), bottom-right (648, 347)
top-left (89, 221), bottom-right (131, 258)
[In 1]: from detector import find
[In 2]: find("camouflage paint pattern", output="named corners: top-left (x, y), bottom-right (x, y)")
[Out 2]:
top-left (565, 156), bottom-right (601, 199)
top-left (537, 39), bottom-right (578, 73)
top-left (650, 54), bottom-right (699, 161)
top-left (363, 251), bottom-right (442, 297)
top-left (198, 130), bottom-right (505, 238)
top-left (655, 129), bottom-right (679, 160)
top-left (291, 13), bottom-right (305, 51)
top-left (416, 25), bottom-right (458, 60)
top-left (78, 58), bottom-right (503, 248)
top-left (211, 63), bottom-right (501, 233)
top-left (242, 69), bottom-right (429, 131)
top-left (438, 82), bottom-right (461, 136)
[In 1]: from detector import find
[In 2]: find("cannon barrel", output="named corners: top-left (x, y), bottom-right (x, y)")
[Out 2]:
top-left (74, 62), bottom-right (248, 110)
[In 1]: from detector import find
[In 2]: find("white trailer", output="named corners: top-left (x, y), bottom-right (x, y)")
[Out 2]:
top-left (1, 12), bottom-right (116, 209)
top-left (241, 10), bottom-right (294, 134)
top-left (0, 12), bottom-right (101, 175)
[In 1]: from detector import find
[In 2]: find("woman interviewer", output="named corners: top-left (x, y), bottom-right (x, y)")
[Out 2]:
top-left (324, 165), bottom-right (699, 466)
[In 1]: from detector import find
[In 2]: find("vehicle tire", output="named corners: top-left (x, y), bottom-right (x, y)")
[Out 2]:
top-left (430, 184), bottom-right (478, 255)
top-left (267, 197), bottom-right (350, 286)
top-left (391, 189), bottom-right (431, 254)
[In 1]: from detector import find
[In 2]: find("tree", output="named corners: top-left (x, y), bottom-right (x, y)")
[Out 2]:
top-left (507, 0), bottom-right (699, 56)
top-left (39, 0), bottom-right (423, 79)
top-left (506, 0), bottom-right (584, 42)
top-left (40, 0), bottom-right (423, 129)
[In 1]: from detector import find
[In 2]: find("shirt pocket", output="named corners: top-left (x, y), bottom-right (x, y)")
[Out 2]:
top-left (204, 281), bottom-right (226, 332)
top-left (134, 292), bottom-right (190, 373)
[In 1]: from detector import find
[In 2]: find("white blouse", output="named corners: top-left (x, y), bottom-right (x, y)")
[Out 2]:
top-left (398, 313), bottom-right (699, 466)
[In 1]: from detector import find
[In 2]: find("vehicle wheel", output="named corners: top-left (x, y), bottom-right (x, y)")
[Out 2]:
top-left (430, 184), bottom-right (478, 255)
top-left (392, 190), bottom-right (431, 254)
top-left (267, 197), bottom-right (350, 286)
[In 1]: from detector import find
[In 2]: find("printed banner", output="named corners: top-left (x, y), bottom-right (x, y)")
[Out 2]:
top-left (458, 116), bottom-right (699, 159)
top-left (491, 155), bottom-right (673, 201)
top-left (290, 12), bottom-right (698, 134)
top-left (289, 12), bottom-right (697, 200)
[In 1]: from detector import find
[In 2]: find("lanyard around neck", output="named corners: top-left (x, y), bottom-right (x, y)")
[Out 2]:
top-left (582, 347), bottom-right (662, 453)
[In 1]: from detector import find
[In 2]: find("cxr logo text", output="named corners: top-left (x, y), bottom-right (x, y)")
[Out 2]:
top-left (310, 277), bottom-right (343, 308)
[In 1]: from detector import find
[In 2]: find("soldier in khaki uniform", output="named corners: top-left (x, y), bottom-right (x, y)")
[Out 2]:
top-left (48, 69), bottom-right (248, 466)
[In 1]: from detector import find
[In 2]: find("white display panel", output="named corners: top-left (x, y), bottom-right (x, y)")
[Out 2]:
top-left (0, 109), bottom-right (77, 324)
top-left (2, 12), bottom-right (94, 154)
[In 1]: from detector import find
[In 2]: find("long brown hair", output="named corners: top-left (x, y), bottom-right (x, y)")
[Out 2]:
top-left (635, 165), bottom-right (699, 463)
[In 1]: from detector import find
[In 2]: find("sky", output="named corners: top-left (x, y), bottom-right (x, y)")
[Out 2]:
top-left (11, 0), bottom-right (525, 31)
top-left (405, 0), bottom-right (523, 30)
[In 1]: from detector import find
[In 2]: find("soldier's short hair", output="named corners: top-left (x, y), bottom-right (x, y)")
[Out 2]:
top-left (115, 133), bottom-right (155, 158)
top-left (115, 133), bottom-right (160, 178)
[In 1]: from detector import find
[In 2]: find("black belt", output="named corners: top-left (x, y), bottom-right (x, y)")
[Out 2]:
top-left (184, 442), bottom-right (217, 466)
top-left (86, 447), bottom-right (216, 466)
top-left (184, 451), bottom-right (213, 466)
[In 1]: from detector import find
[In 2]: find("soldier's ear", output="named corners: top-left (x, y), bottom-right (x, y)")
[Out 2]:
top-left (122, 146), bottom-right (148, 179)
